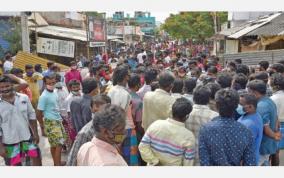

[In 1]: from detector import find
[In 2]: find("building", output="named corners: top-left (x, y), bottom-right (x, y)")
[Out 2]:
top-left (110, 11), bottom-right (156, 36)
top-left (214, 12), bottom-right (284, 66)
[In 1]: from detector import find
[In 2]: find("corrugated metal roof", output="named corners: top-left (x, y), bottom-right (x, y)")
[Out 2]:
top-left (246, 13), bottom-right (284, 36)
top-left (29, 25), bottom-right (87, 41)
top-left (228, 13), bottom-right (281, 39)
top-left (14, 51), bottom-right (69, 71)
top-left (30, 25), bottom-right (122, 42)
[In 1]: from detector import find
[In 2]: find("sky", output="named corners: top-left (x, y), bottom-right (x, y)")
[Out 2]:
top-left (105, 11), bottom-right (179, 23)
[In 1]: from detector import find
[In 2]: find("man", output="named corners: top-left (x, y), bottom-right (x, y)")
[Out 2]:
top-left (171, 78), bottom-right (184, 99)
top-left (182, 78), bottom-right (196, 103)
top-left (137, 68), bottom-right (158, 99)
top-left (232, 73), bottom-right (248, 96)
top-left (216, 72), bottom-right (233, 89)
top-left (142, 71), bottom-right (176, 130)
top-left (65, 61), bottom-right (82, 86)
top-left (67, 94), bottom-right (111, 166)
top-left (3, 54), bottom-right (13, 73)
top-left (0, 75), bottom-right (41, 166)
top-left (10, 68), bottom-right (32, 101)
top-left (77, 104), bottom-right (127, 166)
top-left (139, 98), bottom-right (195, 166)
top-left (199, 88), bottom-right (256, 166)
top-left (137, 49), bottom-right (146, 64)
top-left (238, 94), bottom-right (263, 165)
top-left (258, 61), bottom-right (270, 72)
top-left (107, 64), bottom-right (139, 166)
top-left (80, 61), bottom-right (90, 80)
top-left (37, 73), bottom-right (66, 166)
top-left (24, 64), bottom-right (44, 134)
top-left (254, 72), bottom-right (273, 97)
top-left (42, 62), bottom-right (55, 77)
top-left (34, 64), bottom-right (44, 92)
top-left (70, 77), bottom-right (99, 134)
top-left (128, 74), bottom-right (144, 144)
top-left (185, 85), bottom-right (219, 165)
top-left (269, 73), bottom-right (284, 166)
top-left (247, 80), bottom-right (281, 166)
top-left (205, 82), bottom-right (221, 112)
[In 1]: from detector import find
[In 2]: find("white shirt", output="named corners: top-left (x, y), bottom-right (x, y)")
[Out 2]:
top-left (3, 60), bottom-right (13, 72)
top-left (0, 93), bottom-right (36, 144)
top-left (271, 90), bottom-right (284, 122)
top-left (164, 56), bottom-right (171, 64)
top-left (137, 52), bottom-right (145, 64)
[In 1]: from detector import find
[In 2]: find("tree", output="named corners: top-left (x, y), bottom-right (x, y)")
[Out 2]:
top-left (162, 12), bottom-right (228, 41)
top-left (1, 18), bottom-right (22, 55)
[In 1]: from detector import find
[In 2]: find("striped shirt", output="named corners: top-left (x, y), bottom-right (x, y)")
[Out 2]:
top-left (139, 118), bottom-right (195, 166)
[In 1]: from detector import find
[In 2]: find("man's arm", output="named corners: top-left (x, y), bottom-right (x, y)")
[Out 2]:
top-left (182, 136), bottom-right (195, 166)
top-left (5, 74), bottom-right (28, 91)
top-left (27, 97), bottom-right (39, 144)
top-left (138, 133), bottom-right (160, 166)
top-left (0, 136), bottom-right (6, 158)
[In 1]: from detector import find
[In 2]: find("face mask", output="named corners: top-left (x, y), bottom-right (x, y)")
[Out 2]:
top-left (46, 85), bottom-right (54, 91)
top-left (71, 91), bottom-right (80, 96)
top-left (113, 133), bottom-right (125, 144)
top-left (26, 71), bottom-right (33, 77)
top-left (236, 104), bottom-right (246, 115)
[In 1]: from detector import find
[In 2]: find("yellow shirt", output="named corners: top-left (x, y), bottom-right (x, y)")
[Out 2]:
top-left (139, 118), bottom-right (195, 166)
top-left (23, 73), bottom-right (43, 106)
top-left (142, 89), bottom-right (176, 130)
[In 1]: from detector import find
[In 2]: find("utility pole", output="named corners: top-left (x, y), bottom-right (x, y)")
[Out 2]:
top-left (85, 12), bottom-right (90, 60)
top-left (21, 12), bottom-right (30, 53)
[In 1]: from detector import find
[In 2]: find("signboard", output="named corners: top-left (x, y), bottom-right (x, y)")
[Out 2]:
top-left (88, 17), bottom-right (106, 42)
top-left (37, 37), bottom-right (75, 58)
top-left (89, 42), bottom-right (106, 47)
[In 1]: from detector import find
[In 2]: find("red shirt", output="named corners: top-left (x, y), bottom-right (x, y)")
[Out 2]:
top-left (64, 69), bottom-right (82, 85)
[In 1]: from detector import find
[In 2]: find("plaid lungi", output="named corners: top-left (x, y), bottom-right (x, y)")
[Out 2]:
top-left (121, 128), bottom-right (139, 166)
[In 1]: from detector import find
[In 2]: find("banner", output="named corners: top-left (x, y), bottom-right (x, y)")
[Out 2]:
top-left (88, 17), bottom-right (106, 42)
top-left (37, 37), bottom-right (75, 58)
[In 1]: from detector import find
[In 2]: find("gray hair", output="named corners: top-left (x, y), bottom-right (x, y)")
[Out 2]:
top-left (92, 104), bottom-right (126, 133)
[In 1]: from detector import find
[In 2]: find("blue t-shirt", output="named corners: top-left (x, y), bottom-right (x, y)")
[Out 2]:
top-left (257, 96), bottom-right (278, 155)
top-left (37, 90), bottom-right (62, 120)
top-left (238, 113), bottom-right (263, 164)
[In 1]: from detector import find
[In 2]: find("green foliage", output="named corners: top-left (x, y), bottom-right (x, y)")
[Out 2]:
top-left (162, 12), bottom-right (228, 41)
top-left (1, 18), bottom-right (22, 55)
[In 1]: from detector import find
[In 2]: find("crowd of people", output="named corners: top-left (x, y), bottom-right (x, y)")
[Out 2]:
top-left (0, 42), bottom-right (284, 166)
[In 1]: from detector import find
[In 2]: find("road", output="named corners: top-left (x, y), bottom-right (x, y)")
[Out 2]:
top-left (1, 128), bottom-right (284, 166)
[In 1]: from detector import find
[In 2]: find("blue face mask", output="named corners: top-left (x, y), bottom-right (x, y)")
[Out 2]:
top-left (236, 104), bottom-right (246, 115)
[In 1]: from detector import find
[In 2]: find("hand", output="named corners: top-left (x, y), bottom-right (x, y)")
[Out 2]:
top-left (0, 145), bottom-right (6, 158)
top-left (274, 131), bottom-right (282, 141)
top-left (33, 134), bottom-right (40, 144)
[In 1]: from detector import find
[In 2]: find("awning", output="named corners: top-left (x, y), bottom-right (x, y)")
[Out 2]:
top-left (29, 25), bottom-right (87, 41)
top-left (111, 39), bottom-right (125, 43)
